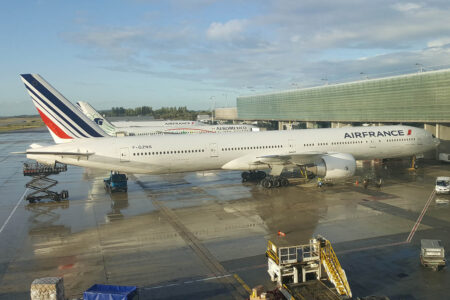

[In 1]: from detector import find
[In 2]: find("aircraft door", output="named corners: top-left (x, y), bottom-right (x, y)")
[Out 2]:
top-left (120, 147), bottom-right (130, 162)
top-left (288, 139), bottom-right (296, 153)
top-left (209, 143), bottom-right (219, 157)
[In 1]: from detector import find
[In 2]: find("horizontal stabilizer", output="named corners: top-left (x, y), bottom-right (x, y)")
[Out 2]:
top-left (26, 151), bottom-right (95, 156)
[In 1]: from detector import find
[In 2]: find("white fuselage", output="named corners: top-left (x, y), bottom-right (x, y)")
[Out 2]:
top-left (27, 125), bottom-right (438, 174)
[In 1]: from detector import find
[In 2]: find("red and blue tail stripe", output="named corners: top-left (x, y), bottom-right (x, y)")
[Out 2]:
top-left (20, 74), bottom-right (107, 143)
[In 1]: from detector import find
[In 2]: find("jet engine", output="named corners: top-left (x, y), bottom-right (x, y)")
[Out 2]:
top-left (308, 153), bottom-right (356, 179)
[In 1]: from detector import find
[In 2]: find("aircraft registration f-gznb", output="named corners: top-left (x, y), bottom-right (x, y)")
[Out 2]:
top-left (20, 74), bottom-right (440, 188)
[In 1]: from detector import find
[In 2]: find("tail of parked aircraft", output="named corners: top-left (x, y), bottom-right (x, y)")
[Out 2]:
top-left (20, 74), bottom-right (108, 143)
top-left (76, 101), bottom-right (117, 136)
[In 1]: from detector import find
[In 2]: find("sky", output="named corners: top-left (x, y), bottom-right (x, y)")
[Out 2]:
top-left (2, 0), bottom-right (450, 116)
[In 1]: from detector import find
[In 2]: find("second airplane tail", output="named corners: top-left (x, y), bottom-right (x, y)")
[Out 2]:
top-left (20, 74), bottom-right (108, 143)
top-left (76, 101), bottom-right (117, 136)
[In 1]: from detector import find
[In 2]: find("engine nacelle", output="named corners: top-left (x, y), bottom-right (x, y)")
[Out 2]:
top-left (311, 153), bottom-right (356, 179)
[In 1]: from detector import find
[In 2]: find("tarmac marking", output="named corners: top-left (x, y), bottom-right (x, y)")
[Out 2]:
top-left (406, 189), bottom-right (436, 243)
top-left (133, 177), bottom-right (249, 299)
top-left (142, 274), bottom-right (233, 290)
top-left (233, 273), bottom-right (252, 294)
top-left (339, 189), bottom-right (436, 254)
top-left (337, 241), bottom-right (407, 254)
top-left (0, 188), bottom-right (28, 235)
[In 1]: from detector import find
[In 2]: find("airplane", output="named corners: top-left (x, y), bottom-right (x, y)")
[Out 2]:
top-left (19, 73), bottom-right (440, 188)
top-left (76, 101), bottom-right (258, 136)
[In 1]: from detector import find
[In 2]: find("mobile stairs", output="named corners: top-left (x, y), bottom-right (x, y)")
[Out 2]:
top-left (266, 235), bottom-right (352, 299)
top-left (23, 162), bottom-right (69, 203)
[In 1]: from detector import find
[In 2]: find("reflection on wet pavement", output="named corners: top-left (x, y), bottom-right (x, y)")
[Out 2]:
top-left (0, 131), bottom-right (449, 299)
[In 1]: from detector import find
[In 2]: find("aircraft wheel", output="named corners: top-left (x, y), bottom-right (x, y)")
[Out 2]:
top-left (257, 171), bottom-right (266, 179)
top-left (273, 178), bottom-right (282, 188)
top-left (281, 178), bottom-right (289, 187)
top-left (261, 178), bottom-right (272, 188)
top-left (241, 171), bottom-right (250, 180)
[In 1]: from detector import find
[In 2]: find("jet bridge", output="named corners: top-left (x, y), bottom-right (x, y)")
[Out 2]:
top-left (23, 162), bottom-right (68, 203)
top-left (266, 236), bottom-right (352, 299)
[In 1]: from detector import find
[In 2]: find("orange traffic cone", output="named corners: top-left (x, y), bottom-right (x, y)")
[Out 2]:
top-left (278, 230), bottom-right (286, 237)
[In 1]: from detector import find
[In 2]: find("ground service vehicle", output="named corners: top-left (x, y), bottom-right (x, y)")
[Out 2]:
top-left (435, 177), bottom-right (450, 194)
top-left (438, 153), bottom-right (450, 163)
top-left (104, 172), bottom-right (128, 192)
top-left (420, 239), bottom-right (446, 271)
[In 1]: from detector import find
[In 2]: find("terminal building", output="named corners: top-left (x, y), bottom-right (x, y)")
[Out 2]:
top-left (216, 68), bottom-right (450, 156)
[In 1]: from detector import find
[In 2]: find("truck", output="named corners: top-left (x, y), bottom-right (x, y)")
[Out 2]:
top-left (104, 172), bottom-right (128, 192)
top-left (438, 153), bottom-right (450, 163)
top-left (420, 239), bottom-right (446, 271)
top-left (435, 177), bottom-right (450, 194)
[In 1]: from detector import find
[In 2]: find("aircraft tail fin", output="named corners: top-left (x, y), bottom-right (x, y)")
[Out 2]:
top-left (76, 101), bottom-right (117, 136)
top-left (20, 74), bottom-right (108, 144)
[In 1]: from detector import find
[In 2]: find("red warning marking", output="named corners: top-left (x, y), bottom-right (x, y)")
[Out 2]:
top-left (58, 263), bottom-right (74, 270)
top-left (407, 129), bottom-right (412, 135)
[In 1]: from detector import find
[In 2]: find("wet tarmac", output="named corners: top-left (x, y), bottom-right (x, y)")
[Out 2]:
top-left (0, 130), bottom-right (449, 299)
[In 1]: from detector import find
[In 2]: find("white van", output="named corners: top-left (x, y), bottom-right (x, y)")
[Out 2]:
top-left (439, 153), bottom-right (450, 163)
top-left (435, 177), bottom-right (450, 194)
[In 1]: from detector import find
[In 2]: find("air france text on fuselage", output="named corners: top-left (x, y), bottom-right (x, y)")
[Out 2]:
top-left (344, 130), bottom-right (409, 139)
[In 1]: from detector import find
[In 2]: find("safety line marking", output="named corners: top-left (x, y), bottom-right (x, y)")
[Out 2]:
top-left (233, 274), bottom-right (252, 294)
top-left (406, 190), bottom-right (435, 243)
top-left (0, 188), bottom-right (28, 235)
top-left (339, 189), bottom-right (436, 254)
top-left (142, 274), bottom-right (232, 290)
top-left (337, 241), bottom-right (407, 255)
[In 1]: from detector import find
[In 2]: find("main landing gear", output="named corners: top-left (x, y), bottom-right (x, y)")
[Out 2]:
top-left (241, 171), bottom-right (266, 182)
top-left (260, 176), bottom-right (289, 188)
top-left (241, 171), bottom-right (290, 188)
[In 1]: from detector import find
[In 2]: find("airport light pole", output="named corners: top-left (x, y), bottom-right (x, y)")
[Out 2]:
top-left (416, 63), bottom-right (424, 73)
top-left (210, 96), bottom-right (215, 123)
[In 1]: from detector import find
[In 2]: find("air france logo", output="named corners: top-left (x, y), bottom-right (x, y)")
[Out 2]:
top-left (93, 118), bottom-right (104, 125)
top-left (344, 129), bottom-right (411, 139)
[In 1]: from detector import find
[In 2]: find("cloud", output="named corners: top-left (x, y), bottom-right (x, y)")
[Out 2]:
top-left (428, 37), bottom-right (450, 48)
top-left (206, 19), bottom-right (248, 41)
top-left (391, 2), bottom-right (422, 12)
top-left (63, 0), bottom-right (450, 93)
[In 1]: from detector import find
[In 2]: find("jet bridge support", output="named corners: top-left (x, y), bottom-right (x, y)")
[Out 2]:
top-left (23, 162), bottom-right (68, 203)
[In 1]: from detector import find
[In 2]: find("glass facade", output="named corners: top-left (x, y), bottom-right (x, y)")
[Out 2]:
top-left (237, 69), bottom-right (450, 122)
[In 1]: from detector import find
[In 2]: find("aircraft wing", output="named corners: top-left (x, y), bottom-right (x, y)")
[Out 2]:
top-left (256, 151), bottom-right (327, 165)
top-left (221, 151), bottom-right (328, 170)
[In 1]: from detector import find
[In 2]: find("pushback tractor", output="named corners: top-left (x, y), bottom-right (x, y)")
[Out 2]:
top-left (104, 171), bottom-right (128, 193)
